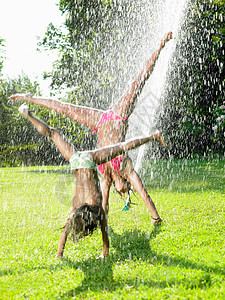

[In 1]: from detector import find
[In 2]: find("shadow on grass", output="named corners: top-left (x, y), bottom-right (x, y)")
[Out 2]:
top-left (0, 225), bottom-right (221, 296)
top-left (60, 225), bottom-right (218, 297)
top-left (60, 225), bottom-right (162, 297)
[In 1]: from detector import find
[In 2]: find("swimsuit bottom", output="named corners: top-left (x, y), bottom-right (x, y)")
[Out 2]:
top-left (69, 152), bottom-right (97, 170)
top-left (98, 155), bottom-right (124, 176)
top-left (91, 110), bottom-right (128, 176)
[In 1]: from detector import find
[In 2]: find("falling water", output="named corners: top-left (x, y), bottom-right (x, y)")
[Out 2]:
top-left (124, 0), bottom-right (189, 172)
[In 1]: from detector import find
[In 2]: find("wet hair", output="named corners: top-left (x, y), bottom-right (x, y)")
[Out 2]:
top-left (72, 205), bottom-right (101, 241)
top-left (113, 178), bottom-right (132, 196)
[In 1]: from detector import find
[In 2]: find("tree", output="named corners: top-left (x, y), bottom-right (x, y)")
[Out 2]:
top-left (0, 38), bottom-right (5, 75)
top-left (0, 73), bottom-right (96, 166)
top-left (157, 0), bottom-right (225, 158)
top-left (0, 75), bottom-right (41, 166)
top-left (0, 74), bottom-right (68, 166)
top-left (38, 0), bottom-right (156, 109)
top-left (38, 0), bottom-right (225, 158)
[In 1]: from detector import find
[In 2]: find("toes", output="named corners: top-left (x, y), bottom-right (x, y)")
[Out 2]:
top-left (18, 103), bottom-right (29, 116)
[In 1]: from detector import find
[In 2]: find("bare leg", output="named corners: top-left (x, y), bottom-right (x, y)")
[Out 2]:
top-left (10, 33), bottom-right (172, 128)
top-left (100, 177), bottom-right (112, 217)
top-left (99, 207), bottom-right (109, 257)
top-left (18, 104), bottom-right (75, 160)
top-left (18, 104), bottom-right (78, 256)
top-left (113, 32), bottom-right (173, 118)
top-left (21, 105), bottom-right (75, 260)
top-left (10, 94), bottom-right (104, 129)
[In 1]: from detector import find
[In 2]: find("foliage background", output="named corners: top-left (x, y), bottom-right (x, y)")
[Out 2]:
top-left (156, 0), bottom-right (225, 158)
top-left (0, 0), bottom-right (224, 167)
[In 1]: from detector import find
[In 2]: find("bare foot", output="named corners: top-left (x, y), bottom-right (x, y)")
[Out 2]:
top-left (9, 93), bottom-right (33, 102)
top-left (153, 130), bottom-right (167, 147)
top-left (18, 103), bottom-right (29, 116)
top-left (164, 31), bottom-right (173, 42)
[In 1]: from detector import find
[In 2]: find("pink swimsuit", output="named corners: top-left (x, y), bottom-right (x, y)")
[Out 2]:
top-left (91, 110), bottom-right (128, 175)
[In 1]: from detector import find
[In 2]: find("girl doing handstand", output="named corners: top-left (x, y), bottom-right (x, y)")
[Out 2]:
top-left (10, 32), bottom-right (172, 224)
top-left (17, 103), bottom-right (166, 257)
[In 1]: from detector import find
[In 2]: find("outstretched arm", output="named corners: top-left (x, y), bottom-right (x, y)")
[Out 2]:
top-left (113, 32), bottom-right (173, 118)
top-left (90, 131), bottom-right (166, 165)
top-left (10, 94), bottom-right (104, 129)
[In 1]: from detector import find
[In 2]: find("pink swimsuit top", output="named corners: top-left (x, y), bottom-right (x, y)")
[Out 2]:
top-left (91, 110), bottom-right (127, 134)
top-left (91, 110), bottom-right (128, 175)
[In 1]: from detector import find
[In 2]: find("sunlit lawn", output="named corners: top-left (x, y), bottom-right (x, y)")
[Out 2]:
top-left (0, 158), bottom-right (224, 299)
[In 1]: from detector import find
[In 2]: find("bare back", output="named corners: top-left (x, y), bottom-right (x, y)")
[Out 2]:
top-left (97, 120), bottom-right (128, 148)
top-left (72, 168), bottom-right (102, 208)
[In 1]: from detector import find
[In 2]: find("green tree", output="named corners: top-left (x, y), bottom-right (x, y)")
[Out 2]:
top-left (157, 0), bottom-right (225, 158)
top-left (38, 0), bottom-right (150, 109)
top-left (38, 0), bottom-right (225, 158)
top-left (0, 73), bottom-right (94, 166)
top-left (0, 74), bottom-right (64, 166)
top-left (0, 75), bottom-right (42, 166)
top-left (0, 38), bottom-right (5, 75)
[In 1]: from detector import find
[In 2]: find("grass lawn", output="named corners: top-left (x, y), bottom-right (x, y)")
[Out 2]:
top-left (0, 158), bottom-right (224, 299)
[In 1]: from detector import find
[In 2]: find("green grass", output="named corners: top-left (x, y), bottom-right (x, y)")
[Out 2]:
top-left (0, 158), bottom-right (224, 299)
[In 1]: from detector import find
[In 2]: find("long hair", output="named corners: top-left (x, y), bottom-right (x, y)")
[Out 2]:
top-left (72, 205), bottom-right (101, 241)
